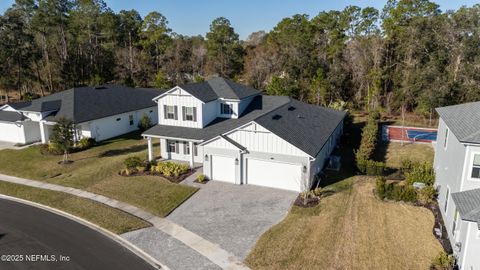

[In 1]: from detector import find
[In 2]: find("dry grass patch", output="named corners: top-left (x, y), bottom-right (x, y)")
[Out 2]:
top-left (246, 177), bottom-right (442, 270)
top-left (0, 181), bottom-right (149, 234)
top-left (376, 142), bottom-right (434, 168)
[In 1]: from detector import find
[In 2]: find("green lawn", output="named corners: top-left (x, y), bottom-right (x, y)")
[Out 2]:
top-left (0, 132), bottom-right (197, 217)
top-left (0, 181), bottom-right (149, 234)
top-left (246, 177), bottom-right (442, 270)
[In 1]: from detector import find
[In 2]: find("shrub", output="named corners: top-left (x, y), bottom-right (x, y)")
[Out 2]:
top-left (405, 161), bottom-right (435, 186)
top-left (47, 142), bottom-right (64, 155)
top-left (154, 162), bottom-right (189, 178)
top-left (430, 251), bottom-right (454, 270)
top-left (76, 137), bottom-right (96, 150)
top-left (376, 177), bottom-right (386, 199)
top-left (418, 186), bottom-right (437, 204)
top-left (400, 186), bottom-right (417, 202)
top-left (197, 174), bottom-right (206, 183)
top-left (400, 158), bottom-right (413, 172)
top-left (384, 182), bottom-right (417, 202)
top-left (355, 112), bottom-right (380, 171)
top-left (365, 160), bottom-right (385, 176)
top-left (124, 156), bottom-right (143, 169)
top-left (138, 114), bottom-right (153, 131)
top-left (313, 187), bottom-right (323, 197)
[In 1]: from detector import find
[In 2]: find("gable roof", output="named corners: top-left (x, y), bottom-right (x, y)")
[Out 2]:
top-left (144, 95), bottom-right (346, 157)
top-left (451, 188), bottom-right (480, 229)
top-left (7, 85), bottom-right (164, 124)
top-left (254, 99), bottom-right (346, 157)
top-left (436, 102), bottom-right (480, 144)
top-left (0, 111), bottom-right (27, 122)
top-left (178, 77), bottom-right (261, 102)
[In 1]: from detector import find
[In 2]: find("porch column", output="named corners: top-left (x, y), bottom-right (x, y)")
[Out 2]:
top-left (147, 137), bottom-right (153, 161)
top-left (40, 121), bottom-right (47, 144)
top-left (189, 141), bottom-right (194, 168)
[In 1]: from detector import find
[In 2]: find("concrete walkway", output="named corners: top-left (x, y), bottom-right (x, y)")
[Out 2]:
top-left (0, 173), bottom-right (249, 270)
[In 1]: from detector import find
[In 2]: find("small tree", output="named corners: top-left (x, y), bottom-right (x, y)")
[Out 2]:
top-left (51, 117), bottom-right (74, 164)
top-left (138, 113), bottom-right (152, 131)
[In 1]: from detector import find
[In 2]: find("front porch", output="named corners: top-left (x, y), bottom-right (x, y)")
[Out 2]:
top-left (145, 136), bottom-right (203, 168)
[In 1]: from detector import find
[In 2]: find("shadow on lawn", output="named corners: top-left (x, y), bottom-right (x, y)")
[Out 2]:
top-left (99, 144), bottom-right (148, 157)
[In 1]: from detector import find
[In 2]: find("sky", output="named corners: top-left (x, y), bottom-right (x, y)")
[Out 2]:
top-left (0, 0), bottom-right (478, 39)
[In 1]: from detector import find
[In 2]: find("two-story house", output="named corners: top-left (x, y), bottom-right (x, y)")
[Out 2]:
top-left (143, 77), bottom-right (345, 192)
top-left (434, 102), bottom-right (480, 269)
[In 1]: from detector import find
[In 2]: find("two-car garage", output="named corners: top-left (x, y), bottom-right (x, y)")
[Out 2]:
top-left (244, 158), bottom-right (302, 192)
top-left (0, 120), bottom-right (41, 144)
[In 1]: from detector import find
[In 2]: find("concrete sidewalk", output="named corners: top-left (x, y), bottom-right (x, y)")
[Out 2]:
top-left (0, 173), bottom-right (249, 270)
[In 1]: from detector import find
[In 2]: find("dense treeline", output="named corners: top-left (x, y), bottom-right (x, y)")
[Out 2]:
top-left (1, 0), bottom-right (480, 116)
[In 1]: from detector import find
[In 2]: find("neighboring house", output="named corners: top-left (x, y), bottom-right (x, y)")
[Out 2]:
top-left (143, 77), bottom-right (345, 192)
top-left (434, 102), bottom-right (480, 269)
top-left (0, 85), bottom-right (160, 144)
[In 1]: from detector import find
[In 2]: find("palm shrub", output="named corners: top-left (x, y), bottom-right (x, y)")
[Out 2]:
top-left (417, 186), bottom-right (437, 204)
top-left (430, 251), bottom-right (454, 270)
top-left (76, 137), bottom-right (96, 150)
top-left (197, 174), bottom-right (206, 183)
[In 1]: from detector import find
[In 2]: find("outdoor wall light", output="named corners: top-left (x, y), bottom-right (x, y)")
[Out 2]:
top-left (204, 155), bottom-right (209, 162)
top-left (235, 158), bottom-right (239, 165)
top-left (302, 165), bottom-right (307, 173)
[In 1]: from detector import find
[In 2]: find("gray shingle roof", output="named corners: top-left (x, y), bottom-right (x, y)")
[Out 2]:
top-left (0, 111), bottom-right (27, 122)
top-left (143, 95), bottom-right (346, 157)
top-left (451, 188), bottom-right (480, 228)
top-left (143, 95), bottom-right (290, 141)
top-left (178, 77), bottom-right (260, 102)
top-left (436, 102), bottom-right (480, 144)
top-left (8, 85), bottom-right (164, 124)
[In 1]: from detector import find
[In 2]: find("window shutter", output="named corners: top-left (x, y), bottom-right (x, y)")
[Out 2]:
top-left (174, 106), bottom-right (178, 120)
top-left (175, 141), bottom-right (179, 154)
top-left (163, 105), bottom-right (167, 119)
top-left (182, 106), bottom-right (186, 121)
top-left (193, 107), bottom-right (197, 122)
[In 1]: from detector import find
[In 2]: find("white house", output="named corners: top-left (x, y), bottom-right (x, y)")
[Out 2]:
top-left (143, 77), bottom-right (345, 192)
top-left (0, 85), bottom-right (160, 144)
top-left (434, 102), bottom-right (480, 269)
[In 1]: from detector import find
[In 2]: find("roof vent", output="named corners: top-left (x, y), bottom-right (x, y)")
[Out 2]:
top-left (288, 106), bottom-right (296, 111)
top-left (297, 115), bottom-right (305, 119)
top-left (94, 86), bottom-right (106, 90)
top-left (272, 114), bottom-right (282, 120)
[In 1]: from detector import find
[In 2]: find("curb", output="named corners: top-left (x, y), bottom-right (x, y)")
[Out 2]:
top-left (0, 194), bottom-right (169, 270)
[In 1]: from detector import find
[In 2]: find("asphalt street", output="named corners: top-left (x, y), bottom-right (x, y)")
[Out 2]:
top-left (0, 198), bottom-right (157, 270)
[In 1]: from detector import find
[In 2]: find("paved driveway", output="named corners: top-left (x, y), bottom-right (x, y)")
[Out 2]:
top-left (166, 180), bottom-right (297, 259)
top-left (0, 141), bottom-right (16, 150)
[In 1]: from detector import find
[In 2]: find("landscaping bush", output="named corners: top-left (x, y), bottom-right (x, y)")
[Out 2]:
top-left (152, 162), bottom-right (189, 178)
top-left (355, 111), bottom-right (380, 172)
top-left (430, 251), bottom-right (454, 270)
top-left (405, 161), bottom-right (435, 186)
top-left (365, 160), bottom-right (385, 176)
top-left (417, 186), bottom-right (437, 204)
top-left (383, 182), bottom-right (417, 202)
top-left (197, 174), bottom-right (206, 183)
top-left (138, 114), bottom-right (153, 131)
top-left (47, 142), bottom-right (64, 155)
top-left (400, 186), bottom-right (418, 202)
top-left (376, 177), bottom-right (386, 199)
top-left (76, 137), bottom-right (96, 150)
top-left (124, 156), bottom-right (143, 169)
top-left (400, 158), bottom-right (413, 173)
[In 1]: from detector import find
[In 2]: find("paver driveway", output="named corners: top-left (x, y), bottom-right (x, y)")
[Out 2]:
top-left (166, 180), bottom-right (297, 259)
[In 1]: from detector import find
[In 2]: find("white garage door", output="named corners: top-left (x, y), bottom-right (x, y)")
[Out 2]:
top-left (211, 155), bottom-right (236, 183)
top-left (246, 158), bottom-right (302, 191)
top-left (0, 122), bottom-right (24, 143)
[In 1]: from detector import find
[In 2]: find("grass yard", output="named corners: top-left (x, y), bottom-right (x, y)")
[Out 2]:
top-left (374, 141), bottom-right (434, 168)
top-left (0, 181), bottom-right (149, 234)
top-left (0, 132), bottom-right (197, 217)
top-left (246, 177), bottom-right (443, 270)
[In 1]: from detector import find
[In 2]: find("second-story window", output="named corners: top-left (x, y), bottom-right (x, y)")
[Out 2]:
top-left (182, 106), bottom-right (197, 121)
top-left (164, 105), bottom-right (178, 120)
top-left (221, 103), bottom-right (232, 115)
top-left (471, 154), bottom-right (480, 179)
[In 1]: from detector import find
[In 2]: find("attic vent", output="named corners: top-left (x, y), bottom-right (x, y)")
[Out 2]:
top-left (297, 115), bottom-right (305, 119)
top-left (288, 106), bottom-right (296, 111)
top-left (272, 114), bottom-right (282, 120)
top-left (94, 86), bottom-right (106, 90)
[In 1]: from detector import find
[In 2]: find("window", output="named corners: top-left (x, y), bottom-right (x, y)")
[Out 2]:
top-left (184, 142), bottom-right (190, 155)
top-left (182, 106), bottom-right (196, 121)
top-left (164, 105), bottom-right (177, 120)
top-left (444, 188), bottom-right (449, 213)
top-left (444, 128), bottom-right (449, 149)
top-left (129, 115), bottom-right (134, 126)
top-left (194, 143), bottom-right (198, 156)
top-left (220, 103), bottom-right (233, 115)
top-left (471, 154), bottom-right (480, 179)
top-left (167, 141), bottom-right (178, 153)
top-left (452, 210), bottom-right (459, 236)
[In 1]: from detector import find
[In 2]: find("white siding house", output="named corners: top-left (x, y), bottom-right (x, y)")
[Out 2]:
top-left (144, 77), bottom-right (345, 192)
top-left (435, 103), bottom-right (480, 269)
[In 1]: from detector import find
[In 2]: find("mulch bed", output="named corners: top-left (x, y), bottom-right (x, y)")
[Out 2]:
top-left (418, 202), bottom-right (453, 254)
top-left (118, 168), bottom-right (196, 183)
top-left (294, 195), bottom-right (320, 208)
top-left (193, 179), bottom-right (209, 184)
